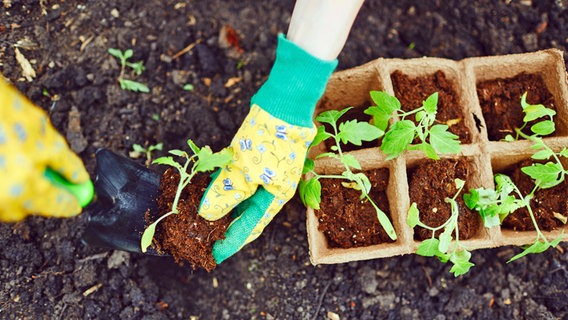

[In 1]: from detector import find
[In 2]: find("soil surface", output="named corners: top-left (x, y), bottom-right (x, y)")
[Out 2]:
top-left (477, 72), bottom-right (557, 141)
top-left (392, 70), bottom-right (472, 144)
top-left (502, 159), bottom-right (568, 232)
top-left (315, 168), bottom-right (394, 248)
top-left (2, 1), bottom-right (568, 319)
top-left (154, 169), bottom-right (231, 272)
top-left (408, 158), bottom-right (480, 240)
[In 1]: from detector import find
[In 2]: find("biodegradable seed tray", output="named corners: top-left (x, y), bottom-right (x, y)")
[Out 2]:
top-left (307, 49), bottom-right (568, 265)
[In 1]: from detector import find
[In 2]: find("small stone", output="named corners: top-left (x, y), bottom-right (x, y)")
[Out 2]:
top-left (110, 8), bottom-right (119, 18)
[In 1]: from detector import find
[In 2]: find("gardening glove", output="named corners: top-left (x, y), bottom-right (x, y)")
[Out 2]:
top-left (0, 78), bottom-right (93, 222)
top-left (199, 34), bottom-right (337, 263)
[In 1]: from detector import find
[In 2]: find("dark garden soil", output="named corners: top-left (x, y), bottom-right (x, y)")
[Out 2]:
top-left (408, 158), bottom-right (480, 241)
top-left (501, 159), bottom-right (568, 232)
top-left (477, 72), bottom-right (557, 141)
top-left (153, 169), bottom-right (231, 272)
top-left (315, 168), bottom-right (394, 248)
top-left (392, 70), bottom-right (472, 144)
top-left (2, 1), bottom-right (568, 319)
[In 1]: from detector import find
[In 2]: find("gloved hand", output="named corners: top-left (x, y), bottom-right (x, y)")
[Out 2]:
top-left (0, 78), bottom-right (92, 222)
top-left (199, 34), bottom-right (337, 263)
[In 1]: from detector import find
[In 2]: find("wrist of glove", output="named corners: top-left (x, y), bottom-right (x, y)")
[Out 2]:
top-left (0, 79), bottom-right (91, 222)
top-left (199, 34), bottom-right (337, 263)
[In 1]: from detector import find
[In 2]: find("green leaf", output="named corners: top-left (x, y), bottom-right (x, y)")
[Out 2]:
top-left (531, 149), bottom-right (554, 160)
top-left (507, 240), bottom-right (551, 263)
top-left (380, 120), bottom-right (416, 159)
top-left (416, 238), bottom-right (441, 257)
top-left (407, 203), bottom-right (420, 228)
top-left (521, 162), bottom-right (563, 188)
top-left (119, 79), bottom-right (150, 93)
top-left (141, 221), bottom-right (158, 253)
top-left (454, 178), bottom-right (465, 190)
top-left (195, 147), bottom-right (233, 172)
top-left (353, 173), bottom-right (371, 196)
top-left (559, 148), bottom-right (568, 158)
top-left (183, 84), bottom-right (194, 91)
top-left (438, 224), bottom-right (454, 253)
top-left (315, 108), bottom-right (352, 125)
top-left (123, 49), bottom-right (133, 59)
top-left (168, 149), bottom-right (186, 157)
top-left (374, 205), bottom-right (397, 241)
top-left (337, 120), bottom-right (383, 146)
top-left (449, 250), bottom-right (475, 276)
top-left (311, 125), bottom-right (332, 148)
top-left (315, 152), bottom-right (339, 160)
top-left (503, 134), bottom-right (516, 142)
top-left (126, 61), bottom-right (145, 75)
top-left (530, 120), bottom-right (555, 136)
top-left (302, 158), bottom-right (315, 175)
top-left (299, 178), bottom-right (322, 209)
top-left (342, 154), bottom-right (362, 170)
top-left (429, 124), bottom-right (461, 155)
top-left (148, 143), bottom-right (163, 152)
top-left (132, 144), bottom-right (145, 152)
top-left (522, 100), bottom-right (556, 122)
top-left (409, 143), bottom-right (439, 160)
top-left (187, 139), bottom-right (200, 155)
top-left (108, 48), bottom-right (123, 59)
top-left (153, 156), bottom-right (180, 168)
top-left (423, 92), bottom-right (439, 114)
top-left (369, 91), bottom-right (401, 114)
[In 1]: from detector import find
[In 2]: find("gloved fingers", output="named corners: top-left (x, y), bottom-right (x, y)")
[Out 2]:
top-left (212, 187), bottom-right (288, 263)
top-left (44, 132), bottom-right (90, 184)
top-left (0, 171), bottom-right (81, 222)
top-left (199, 165), bottom-right (257, 221)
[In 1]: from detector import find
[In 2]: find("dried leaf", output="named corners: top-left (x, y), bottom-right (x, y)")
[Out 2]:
top-left (224, 77), bottom-right (241, 88)
top-left (14, 47), bottom-right (36, 82)
top-left (553, 211), bottom-right (568, 224)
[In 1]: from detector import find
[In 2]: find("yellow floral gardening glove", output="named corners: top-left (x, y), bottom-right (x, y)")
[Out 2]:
top-left (0, 78), bottom-right (93, 222)
top-left (199, 34), bottom-right (337, 263)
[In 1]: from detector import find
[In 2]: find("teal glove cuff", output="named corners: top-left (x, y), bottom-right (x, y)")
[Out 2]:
top-left (251, 34), bottom-right (338, 128)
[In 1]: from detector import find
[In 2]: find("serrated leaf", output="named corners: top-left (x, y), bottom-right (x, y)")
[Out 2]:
top-left (407, 202), bottom-right (420, 228)
top-left (417, 238), bottom-right (441, 257)
top-left (423, 92), bottom-right (439, 114)
top-left (195, 147), bottom-right (233, 172)
top-left (337, 120), bottom-right (383, 146)
top-left (521, 162), bottom-right (563, 188)
top-left (342, 154), bottom-right (362, 170)
top-left (315, 108), bottom-right (352, 125)
top-left (449, 251), bottom-right (474, 276)
top-left (522, 103), bottom-right (556, 122)
top-left (369, 91), bottom-right (401, 113)
top-left (311, 125), bottom-right (332, 148)
top-left (530, 120), bottom-right (555, 136)
top-left (507, 240), bottom-right (551, 263)
top-left (380, 120), bottom-right (416, 159)
top-left (531, 149), bottom-right (554, 160)
top-left (302, 158), bottom-right (315, 174)
top-left (409, 143), bottom-right (439, 160)
top-left (119, 79), bottom-right (150, 93)
top-left (153, 156), bottom-right (180, 168)
top-left (429, 124), bottom-right (461, 155)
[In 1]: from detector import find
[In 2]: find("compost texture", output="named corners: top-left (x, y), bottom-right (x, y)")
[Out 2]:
top-left (2, 0), bottom-right (568, 319)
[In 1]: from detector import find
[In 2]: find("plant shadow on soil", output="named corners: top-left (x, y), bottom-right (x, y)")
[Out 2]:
top-left (1, 0), bottom-right (568, 319)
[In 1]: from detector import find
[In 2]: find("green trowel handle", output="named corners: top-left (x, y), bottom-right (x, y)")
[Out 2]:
top-left (44, 168), bottom-right (95, 208)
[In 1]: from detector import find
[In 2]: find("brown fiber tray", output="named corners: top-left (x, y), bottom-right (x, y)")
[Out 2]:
top-left (306, 49), bottom-right (568, 265)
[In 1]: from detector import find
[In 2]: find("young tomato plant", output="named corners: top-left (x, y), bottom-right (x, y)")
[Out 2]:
top-left (140, 139), bottom-right (232, 253)
top-left (364, 91), bottom-right (461, 160)
top-left (407, 178), bottom-right (475, 277)
top-left (108, 48), bottom-right (150, 93)
top-left (464, 92), bottom-right (564, 262)
top-left (130, 142), bottom-right (163, 166)
top-left (299, 107), bottom-right (397, 241)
